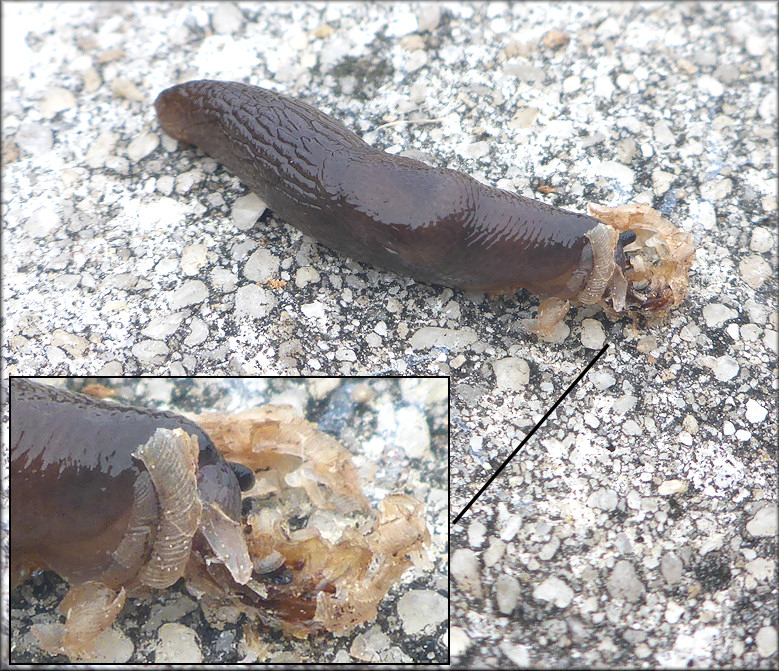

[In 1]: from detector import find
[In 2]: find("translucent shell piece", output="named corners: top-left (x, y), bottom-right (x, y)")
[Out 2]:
top-left (132, 428), bottom-right (202, 589)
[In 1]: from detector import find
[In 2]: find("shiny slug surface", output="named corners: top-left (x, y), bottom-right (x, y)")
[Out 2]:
top-left (10, 378), bottom-right (243, 586)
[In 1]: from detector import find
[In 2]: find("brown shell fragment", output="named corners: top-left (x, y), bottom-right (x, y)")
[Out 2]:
top-left (588, 202), bottom-right (695, 319)
top-left (313, 494), bottom-right (431, 632)
top-left (529, 203), bottom-right (695, 335)
top-left (132, 428), bottom-right (202, 589)
top-left (31, 582), bottom-right (127, 661)
top-left (195, 405), bottom-right (369, 511)
top-left (190, 405), bottom-right (431, 638)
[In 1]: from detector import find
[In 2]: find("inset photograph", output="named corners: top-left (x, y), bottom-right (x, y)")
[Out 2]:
top-left (8, 377), bottom-right (449, 664)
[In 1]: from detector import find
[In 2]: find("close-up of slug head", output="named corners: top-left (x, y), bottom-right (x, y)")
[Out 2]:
top-left (9, 378), bottom-right (252, 593)
top-left (532, 204), bottom-right (695, 335)
top-left (9, 379), bottom-right (256, 657)
top-left (10, 380), bottom-right (431, 661)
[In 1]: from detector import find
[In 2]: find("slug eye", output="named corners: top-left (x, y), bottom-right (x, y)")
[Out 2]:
top-left (229, 462), bottom-right (255, 491)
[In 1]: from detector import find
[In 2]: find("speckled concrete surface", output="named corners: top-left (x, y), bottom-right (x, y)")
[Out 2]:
top-left (7, 377), bottom-right (448, 663)
top-left (1, 1), bottom-right (777, 668)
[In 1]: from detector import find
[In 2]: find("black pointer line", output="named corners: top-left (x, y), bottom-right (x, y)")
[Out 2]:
top-left (453, 342), bottom-right (610, 524)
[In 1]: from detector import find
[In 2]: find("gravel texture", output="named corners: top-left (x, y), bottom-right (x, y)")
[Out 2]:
top-left (7, 377), bottom-right (448, 664)
top-left (1, 1), bottom-right (777, 668)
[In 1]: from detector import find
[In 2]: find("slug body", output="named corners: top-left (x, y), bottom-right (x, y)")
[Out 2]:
top-left (156, 80), bottom-right (694, 332)
top-left (10, 379), bottom-right (247, 588)
top-left (155, 81), bottom-right (634, 305)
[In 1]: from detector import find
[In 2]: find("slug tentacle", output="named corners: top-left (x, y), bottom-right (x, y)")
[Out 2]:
top-left (155, 80), bottom-right (694, 333)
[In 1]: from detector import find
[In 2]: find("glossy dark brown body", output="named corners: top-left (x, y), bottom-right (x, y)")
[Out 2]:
top-left (155, 80), bottom-right (602, 298)
top-left (9, 378), bottom-right (242, 586)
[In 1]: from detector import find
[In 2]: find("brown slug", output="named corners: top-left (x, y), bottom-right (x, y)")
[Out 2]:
top-left (155, 80), bottom-right (694, 333)
top-left (10, 378), bottom-right (252, 589)
top-left (10, 379), bottom-right (430, 661)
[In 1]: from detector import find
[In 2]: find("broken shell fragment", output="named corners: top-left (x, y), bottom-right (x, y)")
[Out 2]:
top-left (252, 550), bottom-right (285, 575)
top-left (31, 583), bottom-right (127, 661)
top-left (132, 428), bottom-right (203, 589)
top-left (190, 405), bottom-right (432, 637)
top-left (588, 202), bottom-right (696, 320)
top-left (199, 501), bottom-right (253, 585)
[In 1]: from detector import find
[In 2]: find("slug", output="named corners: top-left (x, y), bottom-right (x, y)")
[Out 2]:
top-left (10, 378), bottom-right (254, 657)
top-left (10, 379), bottom-right (430, 661)
top-left (155, 80), bottom-right (694, 333)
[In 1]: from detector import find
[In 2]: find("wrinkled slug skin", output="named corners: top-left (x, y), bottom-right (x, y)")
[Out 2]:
top-left (155, 80), bottom-right (602, 298)
top-left (9, 379), bottom-right (242, 586)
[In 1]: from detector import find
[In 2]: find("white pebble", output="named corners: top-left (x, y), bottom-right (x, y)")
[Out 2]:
top-left (581, 319), bottom-right (606, 349)
top-left (468, 520), bottom-right (487, 548)
top-left (702, 303), bottom-right (738, 327)
top-left (451, 626), bottom-right (471, 659)
top-left (295, 265), bottom-right (321, 287)
top-left (232, 193), bottom-right (267, 230)
top-left (89, 627), bottom-right (134, 663)
top-left (711, 355), bottom-right (739, 382)
top-left (169, 280), bottom-right (208, 309)
top-left (500, 641), bottom-right (530, 666)
top-left (500, 514), bottom-right (523, 542)
top-left (395, 406), bottom-right (431, 458)
top-left (141, 314), bottom-right (183, 339)
top-left (127, 132), bottom-right (159, 161)
top-left (235, 284), bottom-right (277, 318)
top-left (25, 207), bottom-right (59, 238)
top-left (665, 601), bottom-right (685, 624)
top-left (533, 576), bottom-right (574, 608)
top-left (623, 419), bottom-right (642, 435)
top-left (301, 301), bottom-right (325, 320)
top-left (614, 394), bottom-right (637, 413)
top-left (739, 255), bottom-right (771, 289)
top-left (131, 339), bottom-right (169, 364)
top-left (588, 488), bottom-right (618, 511)
top-left (385, 9), bottom-right (418, 37)
top-left (41, 86), bottom-right (76, 119)
top-left (243, 247), bottom-right (279, 282)
top-left (746, 504), bottom-right (778, 537)
top-left (745, 399), bottom-right (768, 423)
top-left (658, 479), bottom-right (688, 496)
top-left (396, 590), bottom-right (447, 634)
top-left (750, 227), bottom-right (774, 253)
top-left (495, 574), bottom-right (521, 614)
top-left (746, 34), bottom-right (767, 57)
top-left (756, 626), bottom-right (778, 657)
top-left (492, 357), bottom-right (530, 390)
top-left (697, 74), bottom-right (724, 97)
top-left (180, 243), bottom-right (208, 275)
top-left (409, 326), bottom-right (478, 350)
top-left (155, 623), bottom-right (202, 663)
top-left (592, 370), bottom-right (617, 390)
top-left (451, 548), bottom-right (482, 598)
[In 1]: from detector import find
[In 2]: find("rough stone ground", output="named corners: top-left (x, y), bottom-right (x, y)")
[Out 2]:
top-left (1, 1), bottom-right (777, 668)
top-left (7, 377), bottom-right (448, 663)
